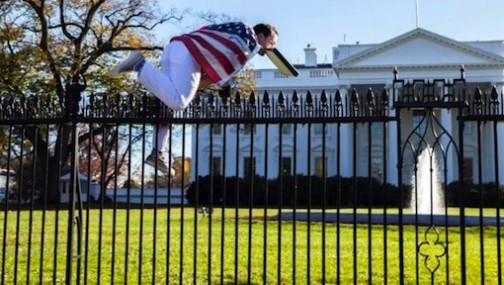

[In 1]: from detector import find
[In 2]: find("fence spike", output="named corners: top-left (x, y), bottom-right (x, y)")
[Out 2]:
top-left (351, 88), bottom-right (359, 104)
top-left (278, 91), bottom-right (285, 106)
top-left (249, 91), bottom-right (256, 106)
top-left (292, 91), bottom-right (299, 108)
top-left (320, 90), bottom-right (327, 105)
top-left (306, 91), bottom-right (313, 105)
top-left (262, 90), bottom-right (270, 106)
top-left (234, 91), bottom-right (242, 108)
top-left (366, 88), bottom-right (375, 103)
top-left (491, 85), bottom-right (498, 101)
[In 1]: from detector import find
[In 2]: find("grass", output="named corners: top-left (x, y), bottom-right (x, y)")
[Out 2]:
top-left (0, 207), bottom-right (503, 284)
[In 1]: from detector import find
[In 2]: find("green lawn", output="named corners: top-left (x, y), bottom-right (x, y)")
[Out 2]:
top-left (0, 207), bottom-right (503, 284)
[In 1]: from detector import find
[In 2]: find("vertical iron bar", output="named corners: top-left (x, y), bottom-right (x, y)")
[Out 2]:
top-left (277, 123), bottom-right (283, 285)
top-left (493, 120), bottom-right (502, 285)
top-left (234, 123), bottom-right (240, 285)
top-left (396, 102), bottom-right (405, 285)
top-left (292, 123), bottom-right (297, 285)
top-left (336, 122), bottom-right (341, 285)
top-left (166, 122), bottom-right (174, 285)
top-left (367, 122), bottom-right (373, 284)
top-left (39, 124), bottom-right (50, 284)
top-left (193, 123), bottom-right (200, 284)
top-left (97, 126), bottom-right (107, 285)
top-left (220, 123), bottom-right (227, 285)
top-left (458, 105), bottom-right (467, 285)
top-left (382, 121), bottom-right (388, 284)
top-left (124, 123), bottom-right (133, 284)
top-left (152, 124), bottom-right (159, 285)
top-left (179, 123), bottom-right (187, 285)
top-left (352, 122), bottom-right (358, 284)
top-left (307, 123), bottom-right (312, 284)
top-left (84, 124), bottom-right (93, 285)
top-left (66, 114), bottom-right (82, 284)
top-left (477, 121), bottom-right (485, 282)
top-left (138, 123), bottom-right (146, 284)
top-left (26, 127), bottom-right (37, 284)
top-left (111, 122), bottom-right (120, 284)
top-left (208, 124), bottom-right (214, 285)
top-left (0, 126), bottom-right (12, 285)
top-left (262, 123), bottom-right (269, 285)
top-left (247, 123), bottom-right (254, 285)
top-left (14, 127), bottom-right (24, 285)
top-left (65, 82), bottom-right (85, 285)
top-left (53, 124), bottom-right (63, 285)
top-left (321, 122), bottom-right (327, 284)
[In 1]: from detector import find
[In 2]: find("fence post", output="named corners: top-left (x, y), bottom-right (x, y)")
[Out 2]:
top-left (65, 80), bottom-right (86, 285)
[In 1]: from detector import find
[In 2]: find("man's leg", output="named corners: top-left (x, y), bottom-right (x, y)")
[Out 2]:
top-left (146, 124), bottom-right (174, 176)
top-left (140, 41), bottom-right (200, 174)
top-left (138, 41), bottom-right (201, 111)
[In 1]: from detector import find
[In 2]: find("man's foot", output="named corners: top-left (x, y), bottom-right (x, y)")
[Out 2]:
top-left (145, 150), bottom-right (175, 176)
top-left (111, 51), bottom-right (144, 74)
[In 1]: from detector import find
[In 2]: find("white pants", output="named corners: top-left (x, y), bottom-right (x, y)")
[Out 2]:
top-left (138, 41), bottom-right (201, 152)
top-left (139, 41), bottom-right (201, 111)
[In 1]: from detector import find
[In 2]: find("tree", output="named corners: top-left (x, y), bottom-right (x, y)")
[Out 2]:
top-left (0, 0), bottom-right (184, 202)
top-left (172, 156), bottom-right (190, 188)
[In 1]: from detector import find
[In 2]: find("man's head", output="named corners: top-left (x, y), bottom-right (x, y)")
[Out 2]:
top-left (253, 23), bottom-right (278, 55)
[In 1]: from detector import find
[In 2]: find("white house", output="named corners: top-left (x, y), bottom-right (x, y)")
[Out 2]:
top-left (191, 28), bottom-right (504, 185)
top-left (59, 172), bottom-right (101, 203)
top-left (59, 172), bottom-right (188, 205)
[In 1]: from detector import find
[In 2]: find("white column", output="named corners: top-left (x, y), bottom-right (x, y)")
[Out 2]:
top-left (496, 83), bottom-right (504, 184)
top-left (497, 123), bottom-right (504, 184)
top-left (224, 125), bottom-right (238, 177)
top-left (386, 84), bottom-right (399, 185)
top-left (339, 85), bottom-right (353, 177)
top-left (440, 109), bottom-right (456, 183)
top-left (483, 122), bottom-right (495, 183)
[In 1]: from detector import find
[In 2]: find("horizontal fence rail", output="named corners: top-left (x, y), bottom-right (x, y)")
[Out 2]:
top-left (1, 73), bottom-right (504, 284)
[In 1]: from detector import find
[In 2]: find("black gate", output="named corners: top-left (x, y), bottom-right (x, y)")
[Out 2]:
top-left (0, 69), bottom-right (503, 284)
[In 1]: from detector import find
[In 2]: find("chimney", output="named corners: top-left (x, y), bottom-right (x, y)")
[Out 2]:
top-left (304, 44), bottom-right (317, 67)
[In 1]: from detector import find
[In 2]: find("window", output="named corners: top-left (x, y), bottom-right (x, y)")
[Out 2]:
top-left (463, 122), bottom-right (473, 136)
top-left (211, 157), bottom-right (221, 175)
top-left (243, 124), bottom-right (256, 134)
top-left (281, 157), bottom-right (292, 175)
top-left (281, 124), bottom-right (292, 135)
top-left (309, 70), bottom-right (334, 78)
top-left (412, 110), bottom-right (427, 135)
top-left (371, 157), bottom-right (383, 181)
top-left (371, 123), bottom-right (383, 137)
top-left (274, 71), bottom-right (288, 79)
top-left (315, 157), bottom-right (327, 177)
top-left (463, 158), bottom-right (473, 183)
top-left (314, 124), bottom-right (326, 135)
top-left (255, 71), bottom-right (262, 79)
top-left (212, 124), bottom-right (222, 135)
top-left (244, 157), bottom-right (256, 177)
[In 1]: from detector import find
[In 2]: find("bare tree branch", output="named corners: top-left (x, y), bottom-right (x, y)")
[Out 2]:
top-left (23, 0), bottom-right (65, 99)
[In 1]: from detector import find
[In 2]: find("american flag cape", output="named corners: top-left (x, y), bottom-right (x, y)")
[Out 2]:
top-left (171, 22), bottom-right (259, 86)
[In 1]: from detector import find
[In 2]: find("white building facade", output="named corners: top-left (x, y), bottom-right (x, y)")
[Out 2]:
top-left (191, 28), bottom-right (504, 185)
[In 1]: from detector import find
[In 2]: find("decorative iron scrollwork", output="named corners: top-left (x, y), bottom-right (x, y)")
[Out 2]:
top-left (418, 225), bottom-right (447, 273)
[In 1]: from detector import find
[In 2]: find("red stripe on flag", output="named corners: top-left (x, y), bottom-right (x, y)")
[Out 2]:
top-left (198, 30), bottom-right (248, 64)
top-left (190, 35), bottom-right (235, 74)
top-left (173, 35), bottom-right (222, 84)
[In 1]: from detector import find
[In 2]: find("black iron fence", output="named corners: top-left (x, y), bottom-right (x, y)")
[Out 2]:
top-left (0, 71), bottom-right (503, 284)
